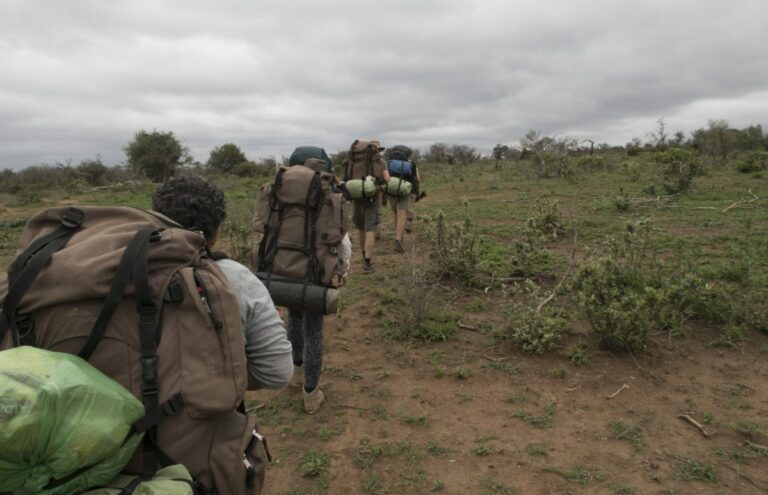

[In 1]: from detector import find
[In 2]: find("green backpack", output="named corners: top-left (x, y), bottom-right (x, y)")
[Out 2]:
top-left (0, 346), bottom-right (145, 495)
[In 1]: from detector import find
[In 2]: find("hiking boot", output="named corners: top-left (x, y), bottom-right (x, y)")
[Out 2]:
top-left (394, 239), bottom-right (406, 253)
top-left (290, 364), bottom-right (304, 388)
top-left (303, 386), bottom-right (325, 414)
top-left (362, 259), bottom-right (374, 273)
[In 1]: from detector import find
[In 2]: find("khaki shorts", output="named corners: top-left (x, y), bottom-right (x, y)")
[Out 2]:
top-left (389, 194), bottom-right (414, 213)
top-left (352, 196), bottom-right (381, 232)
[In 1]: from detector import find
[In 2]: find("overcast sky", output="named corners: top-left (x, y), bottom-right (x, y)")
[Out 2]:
top-left (1, 0), bottom-right (767, 169)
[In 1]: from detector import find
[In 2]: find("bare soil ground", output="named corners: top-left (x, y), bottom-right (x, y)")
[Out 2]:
top-left (250, 223), bottom-right (768, 495)
top-left (3, 159), bottom-right (767, 494)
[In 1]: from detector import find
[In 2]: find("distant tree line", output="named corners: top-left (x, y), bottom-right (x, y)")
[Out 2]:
top-left (2, 120), bottom-right (766, 192)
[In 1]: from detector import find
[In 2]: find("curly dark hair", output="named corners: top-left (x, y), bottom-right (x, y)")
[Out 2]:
top-left (152, 174), bottom-right (227, 242)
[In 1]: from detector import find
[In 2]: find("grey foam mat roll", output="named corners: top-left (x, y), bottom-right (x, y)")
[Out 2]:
top-left (256, 272), bottom-right (338, 315)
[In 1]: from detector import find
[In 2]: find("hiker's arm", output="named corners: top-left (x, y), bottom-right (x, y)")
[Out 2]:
top-left (216, 259), bottom-right (293, 389)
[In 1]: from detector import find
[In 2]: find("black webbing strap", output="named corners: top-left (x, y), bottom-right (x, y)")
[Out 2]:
top-left (130, 230), bottom-right (162, 473)
top-left (78, 229), bottom-right (154, 360)
top-left (366, 144), bottom-right (373, 178)
top-left (118, 473), bottom-right (155, 495)
top-left (0, 207), bottom-right (83, 347)
top-left (131, 393), bottom-right (185, 434)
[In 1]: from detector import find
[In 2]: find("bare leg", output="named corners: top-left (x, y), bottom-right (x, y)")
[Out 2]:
top-left (395, 208), bottom-right (407, 241)
top-left (365, 231), bottom-right (375, 257)
top-left (358, 230), bottom-right (366, 258)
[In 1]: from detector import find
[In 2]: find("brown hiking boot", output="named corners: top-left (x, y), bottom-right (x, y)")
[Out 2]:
top-left (303, 386), bottom-right (325, 414)
top-left (394, 239), bottom-right (405, 253)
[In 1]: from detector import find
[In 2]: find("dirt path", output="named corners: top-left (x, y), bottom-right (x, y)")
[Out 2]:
top-left (250, 221), bottom-right (768, 495)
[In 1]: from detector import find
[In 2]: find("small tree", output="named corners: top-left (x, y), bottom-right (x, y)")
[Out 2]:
top-left (207, 143), bottom-right (248, 174)
top-left (691, 119), bottom-right (736, 166)
top-left (648, 118), bottom-right (668, 150)
top-left (76, 157), bottom-right (109, 186)
top-left (124, 130), bottom-right (187, 182)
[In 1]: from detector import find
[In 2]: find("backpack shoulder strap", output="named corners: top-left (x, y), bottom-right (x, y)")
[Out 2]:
top-left (1, 207), bottom-right (84, 346)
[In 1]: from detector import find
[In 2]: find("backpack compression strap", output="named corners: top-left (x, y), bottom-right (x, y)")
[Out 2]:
top-left (0, 207), bottom-right (84, 347)
top-left (78, 229), bottom-right (157, 360)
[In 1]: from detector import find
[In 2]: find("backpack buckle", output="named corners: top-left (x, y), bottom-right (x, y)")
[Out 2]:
top-left (61, 208), bottom-right (84, 229)
top-left (15, 315), bottom-right (36, 346)
top-left (161, 393), bottom-right (185, 415)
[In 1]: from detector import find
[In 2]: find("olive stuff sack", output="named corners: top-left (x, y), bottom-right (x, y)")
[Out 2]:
top-left (384, 159), bottom-right (415, 197)
top-left (252, 165), bottom-right (347, 288)
top-left (0, 346), bottom-right (145, 495)
top-left (343, 139), bottom-right (387, 200)
top-left (0, 206), bottom-right (269, 495)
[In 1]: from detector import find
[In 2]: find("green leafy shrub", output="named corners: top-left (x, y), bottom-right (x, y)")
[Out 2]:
top-left (505, 280), bottom-right (568, 354)
top-left (735, 151), bottom-right (768, 173)
top-left (652, 149), bottom-right (703, 194)
top-left (574, 220), bottom-right (728, 351)
top-left (613, 188), bottom-right (631, 212)
top-left (427, 211), bottom-right (479, 286)
top-left (526, 199), bottom-right (569, 241)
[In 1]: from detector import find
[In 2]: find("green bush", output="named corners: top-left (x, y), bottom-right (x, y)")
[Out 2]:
top-left (526, 199), bottom-right (569, 241)
top-left (574, 220), bottom-right (728, 351)
top-left (505, 280), bottom-right (568, 354)
top-left (735, 151), bottom-right (768, 173)
top-left (574, 257), bottom-right (651, 352)
top-left (653, 149), bottom-right (703, 194)
top-left (427, 211), bottom-right (479, 286)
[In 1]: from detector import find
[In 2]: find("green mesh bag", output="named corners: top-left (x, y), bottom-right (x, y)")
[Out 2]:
top-left (0, 346), bottom-right (145, 495)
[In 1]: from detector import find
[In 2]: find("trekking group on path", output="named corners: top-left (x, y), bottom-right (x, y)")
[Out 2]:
top-left (0, 140), bottom-right (423, 494)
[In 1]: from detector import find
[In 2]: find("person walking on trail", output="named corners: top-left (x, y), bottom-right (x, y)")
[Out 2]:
top-left (385, 144), bottom-right (421, 253)
top-left (252, 146), bottom-right (352, 414)
top-left (342, 139), bottom-right (390, 273)
top-left (152, 174), bottom-right (294, 390)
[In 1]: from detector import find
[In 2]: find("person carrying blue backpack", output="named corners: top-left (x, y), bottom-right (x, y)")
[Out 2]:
top-left (384, 145), bottom-right (422, 253)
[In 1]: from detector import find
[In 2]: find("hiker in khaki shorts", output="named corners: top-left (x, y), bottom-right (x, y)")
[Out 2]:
top-left (384, 145), bottom-right (421, 253)
top-left (342, 140), bottom-right (390, 273)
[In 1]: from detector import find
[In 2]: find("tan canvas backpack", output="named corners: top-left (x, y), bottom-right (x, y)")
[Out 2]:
top-left (252, 164), bottom-right (347, 288)
top-left (0, 206), bottom-right (268, 495)
top-left (343, 139), bottom-right (387, 183)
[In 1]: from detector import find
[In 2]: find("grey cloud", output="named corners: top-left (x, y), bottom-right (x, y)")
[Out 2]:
top-left (1, 0), bottom-right (767, 169)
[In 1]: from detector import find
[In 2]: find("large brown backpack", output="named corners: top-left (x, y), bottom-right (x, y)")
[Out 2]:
top-left (0, 206), bottom-right (268, 495)
top-left (252, 164), bottom-right (347, 288)
top-left (343, 139), bottom-right (387, 182)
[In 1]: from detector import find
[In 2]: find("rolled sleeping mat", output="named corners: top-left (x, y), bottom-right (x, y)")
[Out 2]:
top-left (345, 177), bottom-right (377, 199)
top-left (256, 272), bottom-right (339, 315)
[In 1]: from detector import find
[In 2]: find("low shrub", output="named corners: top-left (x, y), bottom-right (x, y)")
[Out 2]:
top-left (505, 280), bottom-right (568, 354)
top-left (574, 219), bottom-right (730, 352)
top-left (735, 151), bottom-right (768, 173)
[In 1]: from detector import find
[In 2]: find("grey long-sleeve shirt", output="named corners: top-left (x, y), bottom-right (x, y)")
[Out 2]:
top-left (216, 258), bottom-right (293, 389)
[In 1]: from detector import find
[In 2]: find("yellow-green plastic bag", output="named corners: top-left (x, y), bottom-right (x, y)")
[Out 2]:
top-left (0, 346), bottom-right (145, 495)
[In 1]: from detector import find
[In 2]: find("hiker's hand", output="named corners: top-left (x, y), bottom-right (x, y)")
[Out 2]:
top-left (337, 275), bottom-right (348, 287)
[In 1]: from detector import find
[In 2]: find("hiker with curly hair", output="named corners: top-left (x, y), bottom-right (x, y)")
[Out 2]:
top-left (152, 174), bottom-right (293, 390)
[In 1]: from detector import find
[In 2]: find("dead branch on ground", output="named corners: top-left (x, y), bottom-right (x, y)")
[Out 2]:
top-left (605, 384), bottom-right (630, 399)
top-left (679, 413), bottom-right (712, 437)
top-left (722, 189), bottom-right (760, 212)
